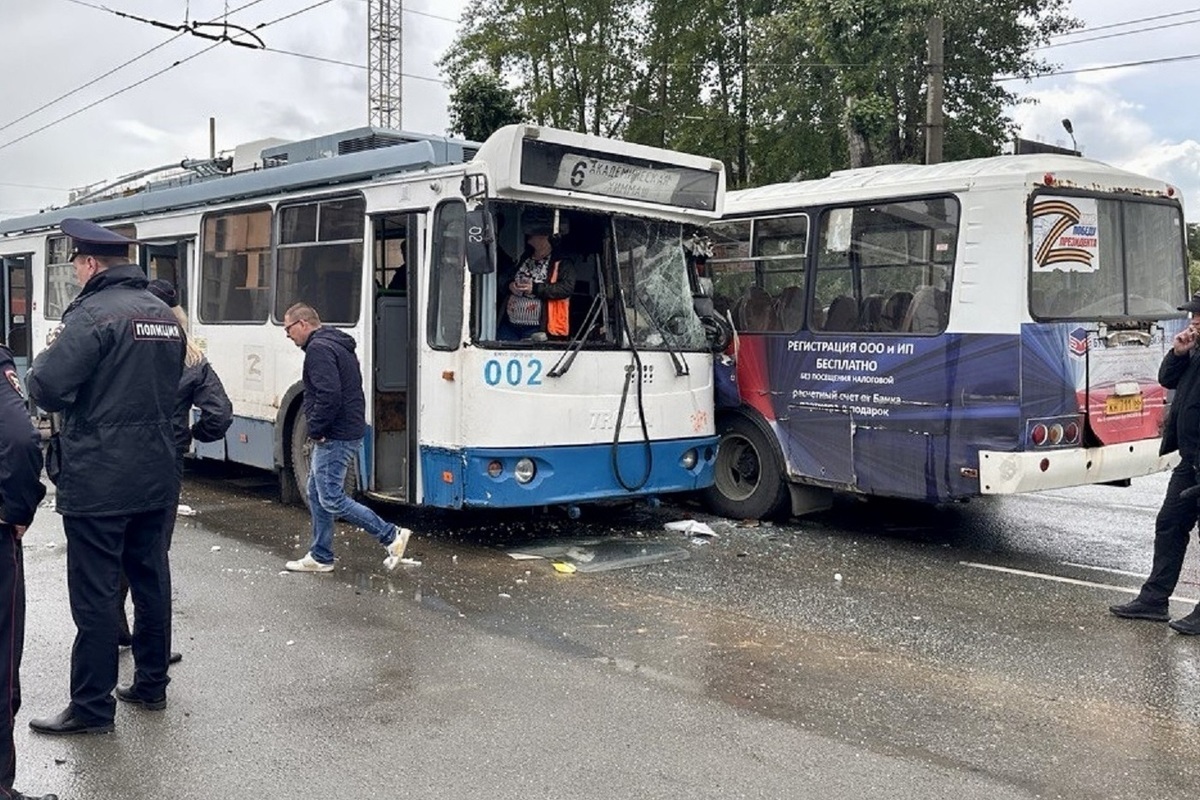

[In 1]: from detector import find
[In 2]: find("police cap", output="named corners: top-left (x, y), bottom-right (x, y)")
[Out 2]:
top-left (60, 217), bottom-right (139, 259)
top-left (1179, 292), bottom-right (1200, 313)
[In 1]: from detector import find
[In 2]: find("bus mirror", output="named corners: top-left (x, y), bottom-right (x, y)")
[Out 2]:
top-left (461, 174), bottom-right (488, 200)
top-left (464, 208), bottom-right (496, 275)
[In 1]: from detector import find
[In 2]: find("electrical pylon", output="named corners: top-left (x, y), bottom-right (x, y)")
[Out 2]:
top-left (368, 0), bottom-right (402, 129)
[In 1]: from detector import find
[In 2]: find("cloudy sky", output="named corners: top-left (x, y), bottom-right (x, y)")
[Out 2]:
top-left (1, 0), bottom-right (1198, 221)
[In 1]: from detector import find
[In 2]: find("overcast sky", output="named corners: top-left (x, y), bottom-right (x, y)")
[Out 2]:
top-left (1, 0), bottom-right (1198, 221)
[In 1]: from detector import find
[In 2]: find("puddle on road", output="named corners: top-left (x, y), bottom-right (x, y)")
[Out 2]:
top-left (507, 537), bottom-right (691, 573)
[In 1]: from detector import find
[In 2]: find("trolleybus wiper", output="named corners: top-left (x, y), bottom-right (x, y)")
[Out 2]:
top-left (548, 294), bottom-right (605, 378)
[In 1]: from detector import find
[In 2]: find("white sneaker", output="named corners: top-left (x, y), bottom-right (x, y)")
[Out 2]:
top-left (383, 527), bottom-right (412, 570)
top-left (285, 552), bottom-right (335, 573)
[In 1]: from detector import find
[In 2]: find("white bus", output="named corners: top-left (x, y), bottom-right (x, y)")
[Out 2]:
top-left (1, 124), bottom-right (725, 512)
top-left (698, 155), bottom-right (1188, 519)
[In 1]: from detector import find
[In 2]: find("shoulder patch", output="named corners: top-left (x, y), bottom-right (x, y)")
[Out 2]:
top-left (131, 319), bottom-right (183, 341)
top-left (4, 368), bottom-right (23, 399)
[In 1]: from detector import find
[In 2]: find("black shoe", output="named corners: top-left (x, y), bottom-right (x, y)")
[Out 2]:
top-left (29, 707), bottom-right (114, 736)
top-left (1169, 609), bottom-right (1200, 635)
top-left (11, 792), bottom-right (60, 800)
top-left (1109, 597), bottom-right (1170, 622)
top-left (115, 685), bottom-right (166, 710)
top-left (169, 651), bottom-right (183, 665)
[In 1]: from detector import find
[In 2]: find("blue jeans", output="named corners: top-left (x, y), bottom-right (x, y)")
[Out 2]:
top-left (307, 438), bottom-right (395, 564)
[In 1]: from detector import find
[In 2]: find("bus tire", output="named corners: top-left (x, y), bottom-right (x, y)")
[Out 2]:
top-left (703, 413), bottom-right (789, 521)
top-left (287, 412), bottom-right (358, 510)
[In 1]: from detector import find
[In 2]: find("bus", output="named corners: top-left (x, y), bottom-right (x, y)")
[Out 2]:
top-left (697, 155), bottom-right (1188, 519)
top-left (0, 124), bottom-right (725, 512)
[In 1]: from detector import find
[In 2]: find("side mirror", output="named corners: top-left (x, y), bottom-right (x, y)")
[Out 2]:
top-left (465, 208), bottom-right (496, 275)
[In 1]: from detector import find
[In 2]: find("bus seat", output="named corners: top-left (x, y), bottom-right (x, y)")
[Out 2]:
top-left (903, 286), bottom-right (948, 332)
top-left (776, 285), bottom-right (806, 331)
top-left (881, 290), bottom-right (912, 331)
top-left (858, 294), bottom-right (885, 332)
top-left (823, 295), bottom-right (858, 332)
top-left (741, 286), bottom-right (780, 330)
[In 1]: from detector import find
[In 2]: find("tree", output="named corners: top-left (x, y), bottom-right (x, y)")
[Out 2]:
top-left (447, 72), bottom-right (525, 141)
top-left (778, 0), bottom-right (1079, 168)
top-left (1188, 222), bottom-right (1200, 291)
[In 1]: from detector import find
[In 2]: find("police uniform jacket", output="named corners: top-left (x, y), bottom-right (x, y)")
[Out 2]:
top-left (174, 356), bottom-right (233, 456)
top-left (27, 263), bottom-right (184, 516)
top-left (301, 327), bottom-right (366, 441)
top-left (1158, 347), bottom-right (1200, 460)
top-left (0, 345), bottom-right (45, 526)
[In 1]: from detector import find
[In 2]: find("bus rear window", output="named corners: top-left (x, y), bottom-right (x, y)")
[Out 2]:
top-left (1030, 195), bottom-right (1184, 319)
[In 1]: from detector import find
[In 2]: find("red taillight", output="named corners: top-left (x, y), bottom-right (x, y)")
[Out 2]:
top-left (1031, 423), bottom-right (1048, 446)
top-left (1064, 421), bottom-right (1080, 444)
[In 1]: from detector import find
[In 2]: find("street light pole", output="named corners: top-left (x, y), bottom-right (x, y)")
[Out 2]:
top-left (1061, 118), bottom-right (1078, 155)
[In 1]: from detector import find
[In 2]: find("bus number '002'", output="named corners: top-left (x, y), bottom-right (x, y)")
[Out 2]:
top-left (483, 359), bottom-right (543, 387)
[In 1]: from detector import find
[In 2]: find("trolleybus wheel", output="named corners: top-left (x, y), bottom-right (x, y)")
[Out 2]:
top-left (287, 411), bottom-right (357, 510)
top-left (703, 414), bottom-right (788, 520)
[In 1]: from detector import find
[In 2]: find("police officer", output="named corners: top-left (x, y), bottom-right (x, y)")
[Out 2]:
top-left (0, 345), bottom-right (56, 798)
top-left (26, 219), bottom-right (184, 735)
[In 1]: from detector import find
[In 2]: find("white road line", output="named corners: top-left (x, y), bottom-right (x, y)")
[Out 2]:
top-left (1060, 561), bottom-right (1146, 579)
top-left (959, 561), bottom-right (1198, 605)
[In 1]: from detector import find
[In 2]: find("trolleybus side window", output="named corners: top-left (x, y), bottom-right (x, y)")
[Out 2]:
top-left (44, 235), bottom-right (77, 321)
top-left (199, 206), bottom-right (272, 323)
top-left (812, 196), bottom-right (958, 334)
top-left (1030, 195), bottom-right (1184, 319)
top-left (428, 201), bottom-right (465, 351)
top-left (274, 195), bottom-right (365, 325)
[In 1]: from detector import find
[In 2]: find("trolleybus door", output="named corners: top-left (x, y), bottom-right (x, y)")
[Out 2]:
top-left (1, 255), bottom-right (31, 379)
top-left (370, 212), bottom-right (422, 501)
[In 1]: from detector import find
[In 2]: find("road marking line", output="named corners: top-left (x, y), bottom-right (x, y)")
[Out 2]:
top-left (959, 561), bottom-right (1198, 605)
top-left (1061, 561), bottom-right (1145, 579)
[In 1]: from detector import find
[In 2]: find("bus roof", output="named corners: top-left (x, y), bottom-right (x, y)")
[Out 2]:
top-left (724, 154), bottom-right (1179, 217)
top-left (0, 136), bottom-right (469, 237)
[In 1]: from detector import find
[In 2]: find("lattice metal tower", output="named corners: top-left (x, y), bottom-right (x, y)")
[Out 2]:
top-left (368, 0), bottom-right (402, 129)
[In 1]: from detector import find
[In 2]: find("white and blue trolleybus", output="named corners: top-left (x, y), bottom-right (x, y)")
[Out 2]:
top-left (0, 125), bottom-right (725, 512)
top-left (699, 155), bottom-right (1188, 518)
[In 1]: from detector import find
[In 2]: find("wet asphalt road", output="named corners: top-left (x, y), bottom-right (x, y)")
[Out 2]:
top-left (13, 464), bottom-right (1200, 800)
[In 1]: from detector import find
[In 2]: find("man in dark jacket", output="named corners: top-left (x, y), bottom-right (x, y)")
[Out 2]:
top-left (25, 219), bottom-right (184, 734)
top-left (1110, 291), bottom-right (1200, 635)
top-left (0, 344), bottom-right (57, 799)
top-left (281, 302), bottom-right (412, 572)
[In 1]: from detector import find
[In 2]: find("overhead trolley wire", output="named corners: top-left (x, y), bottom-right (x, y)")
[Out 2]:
top-left (0, 0), bottom-right (341, 153)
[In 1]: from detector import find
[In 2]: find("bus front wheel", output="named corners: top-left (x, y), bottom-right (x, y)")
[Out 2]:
top-left (703, 414), bottom-right (788, 521)
top-left (287, 412), bottom-right (357, 510)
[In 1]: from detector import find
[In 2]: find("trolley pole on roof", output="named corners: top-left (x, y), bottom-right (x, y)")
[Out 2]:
top-left (368, 0), bottom-right (403, 129)
top-left (925, 15), bottom-right (944, 165)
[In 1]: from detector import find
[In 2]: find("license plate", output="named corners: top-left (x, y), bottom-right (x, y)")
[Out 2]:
top-left (1105, 394), bottom-right (1143, 415)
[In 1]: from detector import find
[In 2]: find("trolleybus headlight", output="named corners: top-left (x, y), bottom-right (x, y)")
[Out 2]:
top-left (486, 460), bottom-right (503, 478)
top-left (1064, 421), bottom-right (1081, 444)
top-left (680, 448), bottom-right (698, 470)
top-left (514, 457), bottom-right (536, 484)
top-left (1030, 423), bottom-right (1048, 447)
top-left (1048, 423), bottom-right (1064, 445)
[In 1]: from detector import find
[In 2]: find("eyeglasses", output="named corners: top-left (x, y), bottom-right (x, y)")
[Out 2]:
top-left (283, 319), bottom-right (303, 334)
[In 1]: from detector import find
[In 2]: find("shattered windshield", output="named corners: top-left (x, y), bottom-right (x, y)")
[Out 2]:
top-left (614, 218), bottom-right (706, 350)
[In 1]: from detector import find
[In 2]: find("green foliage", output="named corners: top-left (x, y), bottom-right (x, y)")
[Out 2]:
top-left (439, 0), bottom-right (1080, 184)
top-left (447, 72), bottom-right (525, 141)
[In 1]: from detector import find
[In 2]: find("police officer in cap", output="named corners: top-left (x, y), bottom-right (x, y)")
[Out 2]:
top-left (0, 346), bottom-right (56, 798)
top-left (26, 218), bottom-right (184, 735)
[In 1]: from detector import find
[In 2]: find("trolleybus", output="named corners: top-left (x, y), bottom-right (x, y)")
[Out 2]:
top-left (0, 124), bottom-right (725, 512)
top-left (699, 155), bottom-right (1188, 519)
